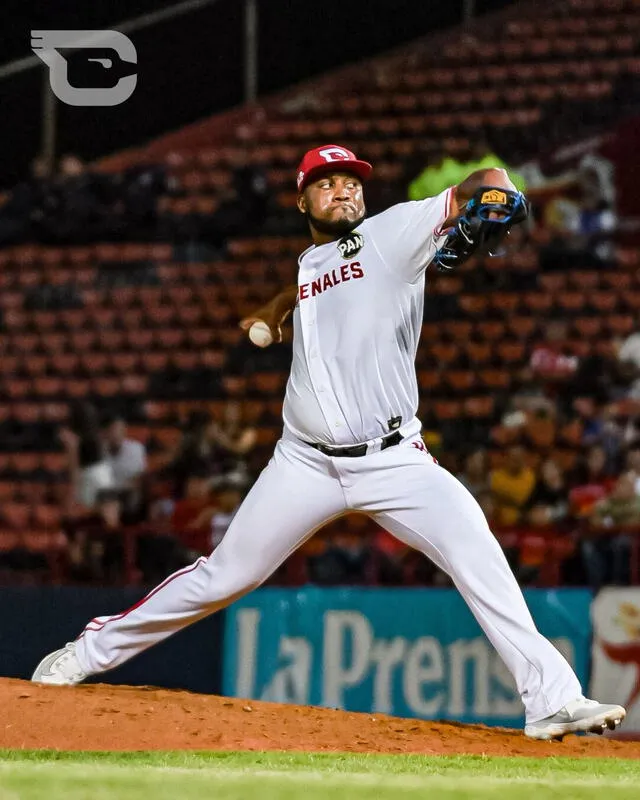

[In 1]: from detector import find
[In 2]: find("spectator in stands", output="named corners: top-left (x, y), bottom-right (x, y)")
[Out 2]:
top-left (583, 473), bottom-right (640, 588)
top-left (529, 319), bottom-right (578, 384)
top-left (101, 415), bottom-right (148, 523)
top-left (210, 475), bottom-right (244, 549)
top-left (408, 139), bottom-right (526, 201)
top-left (569, 444), bottom-right (617, 519)
top-left (170, 467), bottom-right (215, 557)
top-left (572, 352), bottom-right (623, 408)
top-left (0, 156), bottom-right (53, 245)
top-left (307, 514), bottom-right (374, 586)
top-left (490, 445), bottom-right (536, 526)
top-left (572, 397), bottom-right (606, 447)
top-left (526, 458), bottom-right (569, 527)
top-left (408, 146), bottom-right (463, 201)
top-left (206, 400), bottom-right (257, 484)
top-left (118, 163), bottom-right (170, 238)
top-left (167, 410), bottom-right (215, 497)
top-left (564, 164), bottom-right (617, 259)
top-left (570, 444), bottom-right (614, 489)
top-left (457, 448), bottom-right (489, 499)
top-left (212, 149), bottom-right (269, 242)
top-left (477, 491), bottom-right (497, 527)
top-left (464, 139), bottom-right (527, 191)
top-left (65, 488), bottom-right (123, 583)
top-left (168, 403), bottom-right (256, 496)
top-left (374, 524), bottom-right (409, 585)
top-left (47, 154), bottom-right (108, 244)
top-left (618, 330), bottom-right (640, 399)
top-left (625, 444), bottom-right (640, 495)
top-left (61, 402), bottom-right (115, 514)
top-left (229, 149), bottom-right (269, 230)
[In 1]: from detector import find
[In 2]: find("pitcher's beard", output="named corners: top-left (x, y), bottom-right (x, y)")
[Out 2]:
top-left (307, 208), bottom-right (366, 236)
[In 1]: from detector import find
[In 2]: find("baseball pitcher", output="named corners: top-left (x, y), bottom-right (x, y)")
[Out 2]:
top-left (33, 144), bottom-right (625, 740)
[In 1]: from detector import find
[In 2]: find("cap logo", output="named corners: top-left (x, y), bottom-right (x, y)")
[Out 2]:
top-left (318, 147), bottom-right (351, 162)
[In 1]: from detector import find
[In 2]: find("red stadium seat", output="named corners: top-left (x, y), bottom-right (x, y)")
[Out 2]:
top-left (478, 369), bottom-right (511, 392)
top-left (90, 377), bottom-right (121, 397)
top-left (458, 295), bottom-right (488, 316)
top-left (0, 483), bottom-right (19, 502)
top-left (490, 293), bottom-right (521, 315)
top-left (568, 271), bottom-right (599, 290)
top-left (69, 331), bottom-right (97, 351)
top-left (41, 452), bottom-right (67, 473)
top-left (51, 353), bottom-right (80, 376)
top-left (172, 351), bottom-right (199, 370)
top-left (0, 531), bottom-right (21, 552)
top-left (65, 379), bottom-right (91, 398)
top-left (432, 399), bottom-right (463, 421)
top-left (33, 377), bottom-right (64, 397)
top-left (442, 320), bottom-right (473, 341)
top-left (463, 341), bottom-right (493, 365)
top-left (2, 504), bottom-right (31, 529)
top-left (156, 329), bottom-right (185, 350)
top-left (430, 342), bottom-right (461, 365)
top-left (99, 331), bottom-right (126, 351)
top-left (23, 355), bottom-right (48, 376)
top-left (523, 293), bottom-right (553, 314)
top-left (80, 352), bottom-right (108, 374)
top-left (40, 333), bottom-right (67, 354)
top-left (606, 314), bottom-right (635, 336)
top-left (12, 404), bottom-right (41, 424)
top-left (143, 401), bottom-right (173, 423)
top-left (126, 329), bottom-right (155, 351)
top-left (496, 341), bottom-right (527, 365)
top-left (142, 352), bottom-right (170, 372)
top-left (5, 380), bottom-right (31, 400)
top-left (110, 352), bottom-right (140, 374)
top-left (476, 321), bottom-right (506, 342)
top-left (555, 291), bottom-right (586, 314)
top-left (464, 396), bottom-right (495, 419)
top-left (444, 370), bottom-right (477, 393)
top-left (601, 272), bottom-right (632, 291)
top-left (573, 317), bottom-right (603, 338)
top-left (507, 317), bottom-right (537, 340)
top-left (33, 505), bottom-right (63, 530)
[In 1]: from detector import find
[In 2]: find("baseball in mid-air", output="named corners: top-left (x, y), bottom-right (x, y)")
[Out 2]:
top-left (249, 320), bottom-right (273, 348)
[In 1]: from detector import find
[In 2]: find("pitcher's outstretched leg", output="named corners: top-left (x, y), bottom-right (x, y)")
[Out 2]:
top-left (33, 437), bottom-right (346, 682)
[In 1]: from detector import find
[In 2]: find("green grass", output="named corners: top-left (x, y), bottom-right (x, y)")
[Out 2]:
top-left (1, 750), bottom-right (639, 799)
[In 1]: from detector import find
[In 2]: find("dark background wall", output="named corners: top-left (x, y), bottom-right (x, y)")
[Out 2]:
top-left (0, 587), bottom-right (223, 693)
top-left (0, 0), bottom-right (515, 187)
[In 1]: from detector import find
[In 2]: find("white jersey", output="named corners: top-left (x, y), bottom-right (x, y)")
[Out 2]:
top-left (282, 186), bottom-right (454, 446)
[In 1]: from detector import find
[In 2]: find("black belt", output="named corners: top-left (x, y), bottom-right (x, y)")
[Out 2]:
top-left (307, 431), bottom-right (403, 458)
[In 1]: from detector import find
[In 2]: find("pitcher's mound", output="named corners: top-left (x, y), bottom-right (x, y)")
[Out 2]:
top-left (1, 678), bottom-right (638, 757)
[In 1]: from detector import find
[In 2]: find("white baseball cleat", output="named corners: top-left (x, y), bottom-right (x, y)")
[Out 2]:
top-left (524, 697), bottom-right (626, 740)
top-left (31, 642), bottom-right (88, 686)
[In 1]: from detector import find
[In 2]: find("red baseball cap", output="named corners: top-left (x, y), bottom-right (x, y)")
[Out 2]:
top-left (296, 144), bottom-right (373, 192)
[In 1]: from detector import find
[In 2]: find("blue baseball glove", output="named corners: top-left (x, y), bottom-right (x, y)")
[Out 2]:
top-left (433, 187), bottom-right (529, 272)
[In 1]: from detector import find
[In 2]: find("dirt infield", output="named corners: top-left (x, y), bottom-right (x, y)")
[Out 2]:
top-left (0, 678), bottom-right (638, 757)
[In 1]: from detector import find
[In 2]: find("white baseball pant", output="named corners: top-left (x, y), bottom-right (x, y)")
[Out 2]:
top-left (75, 431), bottom-right (581, 723)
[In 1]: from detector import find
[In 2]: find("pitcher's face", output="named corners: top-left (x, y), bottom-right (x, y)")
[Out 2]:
top-left (298, 171), bottom-right (365, 237)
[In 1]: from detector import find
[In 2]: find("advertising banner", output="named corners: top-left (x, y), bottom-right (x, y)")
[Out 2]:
top-left (591, 588), bottom-right (640, 733)
top-left (224, 587), bottom-right (591, 727)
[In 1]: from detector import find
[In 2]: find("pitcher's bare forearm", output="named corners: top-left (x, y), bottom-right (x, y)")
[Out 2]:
top-left (240, 284), bottom-right (298, 343)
